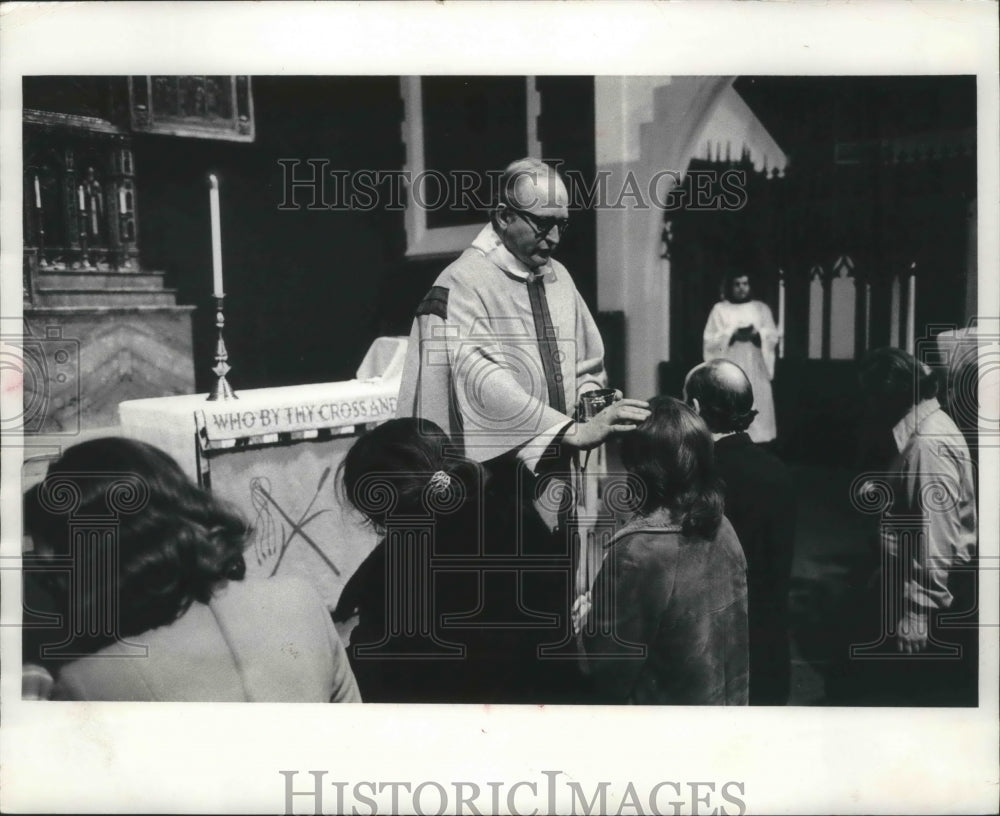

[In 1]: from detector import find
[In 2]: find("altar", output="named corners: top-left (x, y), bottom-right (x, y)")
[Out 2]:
top-left (118, 337), bottom-right (408, 609)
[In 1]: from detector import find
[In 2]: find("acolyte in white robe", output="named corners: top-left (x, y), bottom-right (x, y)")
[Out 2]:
top-left (703, 299), bottom-right (780, 443)
top-left (396, 225), bottom-right (607, 464)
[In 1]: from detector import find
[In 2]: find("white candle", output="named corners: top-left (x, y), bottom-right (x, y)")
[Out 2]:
top-left (864, 281), bottom-right (872, 350)
top-left (906, 264), bottom-right (917, 354)
top-left (209, 174), bottom-right (224, 297)
top-left (34, 176), bottom-right (41, 208)
top-left (77, 185), bottom-right (85, 211)
top-left (890, 275), bottom-right (901, 347)
top-left (119, 187), bottom-right (127, 213)
top-left (778, 271), bottom-right (786, 358)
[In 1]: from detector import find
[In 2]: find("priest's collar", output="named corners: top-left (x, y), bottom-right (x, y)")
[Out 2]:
top-left (471, 224), bottom-right (556, 283)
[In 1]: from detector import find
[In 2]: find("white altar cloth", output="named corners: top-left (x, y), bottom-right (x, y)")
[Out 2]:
top-left (116, 338), bottom-right (407, 608)
top-left (118, 338), bottom-right (407, 481)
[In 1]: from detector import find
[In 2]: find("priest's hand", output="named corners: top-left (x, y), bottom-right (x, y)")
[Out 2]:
top-left (896, 609), bottom-right (929, 653)
top-left (563, 399), bottom-right (650, 451)
top-left (571, 591), bottom-right (592, 636)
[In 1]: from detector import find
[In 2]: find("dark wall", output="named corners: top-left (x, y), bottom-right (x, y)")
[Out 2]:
top-left (537, 76), bottom-right (597, 310)
top-left (134, 76), bottom-right (599, 393)
top-left (135, 77), bottom-right (406, 392)
top-left (378, 77), bottom-right (599, 332)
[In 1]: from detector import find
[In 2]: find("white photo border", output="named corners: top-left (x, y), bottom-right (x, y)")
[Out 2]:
top-left (1, 2), bottom-right (997, 814)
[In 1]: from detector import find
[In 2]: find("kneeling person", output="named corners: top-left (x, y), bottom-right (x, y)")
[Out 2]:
top-left (580, 397), bottom-right (749, 705)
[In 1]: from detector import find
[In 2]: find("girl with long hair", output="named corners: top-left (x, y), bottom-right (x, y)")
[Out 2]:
top-left (334, 417), bottom-right (578, 703)
top-left (580, 397), bottom-right (749, 704)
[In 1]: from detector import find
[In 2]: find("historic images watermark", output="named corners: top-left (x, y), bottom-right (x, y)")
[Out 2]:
top-left (843, 316), bottom-right (996, 659)
top-left (418, 320), bottom-right (576, 442)
top-left (343, 463), bottom-right (647, 661)
top-left (848, 469), bottom-right (979, 659)
top-left (9, 470), bottom-right (152, 662)
top-left (275, 162), bottom-right (749, 213)
top-left (0, 319), bottom-right (81, 437)
top-left (914, 318), bottom-right (999, 442)
top-left (279, 770), bottom-right (748, 816)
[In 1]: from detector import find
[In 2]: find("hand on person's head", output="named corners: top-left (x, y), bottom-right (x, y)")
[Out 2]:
top-left (566, 398), bottom-right (650, 450)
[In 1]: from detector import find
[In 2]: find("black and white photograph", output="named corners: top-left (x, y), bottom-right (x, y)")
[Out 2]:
top-left (2, 2), bottom-right (997, 814)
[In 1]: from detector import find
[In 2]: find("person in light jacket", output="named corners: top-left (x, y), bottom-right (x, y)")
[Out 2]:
top-left (23, 437), bottom-right (360, 703)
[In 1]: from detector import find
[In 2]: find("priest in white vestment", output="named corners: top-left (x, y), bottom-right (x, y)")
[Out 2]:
top-left (702, 272), bottom-right (780, 443)
top-left (397, 158), bottom-right (649, 466)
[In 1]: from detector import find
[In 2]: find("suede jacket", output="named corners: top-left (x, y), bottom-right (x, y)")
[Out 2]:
top-left (581, 509), bottom-right (749, 705)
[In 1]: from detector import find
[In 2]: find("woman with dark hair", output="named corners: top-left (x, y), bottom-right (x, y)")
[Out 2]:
top-left (702, 270), bottom-right (779, 443)
top-left (23, 437), bottom-right (360, 702)
top-left (580, 397), bottom-right (749, 704)
top-left (334, 417), bottom-right (575, 703)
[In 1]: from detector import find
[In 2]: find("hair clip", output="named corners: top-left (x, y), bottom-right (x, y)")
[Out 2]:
top-left (428, 470), bottom-right (451, 495)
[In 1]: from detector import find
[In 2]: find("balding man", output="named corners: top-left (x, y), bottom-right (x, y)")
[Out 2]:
top-left (685, 360), bottom-right (796, 704)
top-left (703, 272), bottom-right (779, 443)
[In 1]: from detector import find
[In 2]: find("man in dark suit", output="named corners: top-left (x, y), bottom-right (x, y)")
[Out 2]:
top-left (684, 359), bottom-right (796, 704)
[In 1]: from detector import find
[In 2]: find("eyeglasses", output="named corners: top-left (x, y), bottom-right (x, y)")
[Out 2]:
top-left (506, 205), bottom-right (570, 239)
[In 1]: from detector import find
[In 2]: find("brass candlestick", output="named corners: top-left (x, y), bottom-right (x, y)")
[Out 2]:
top-left (207, 294), bottom-right (237, 401)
